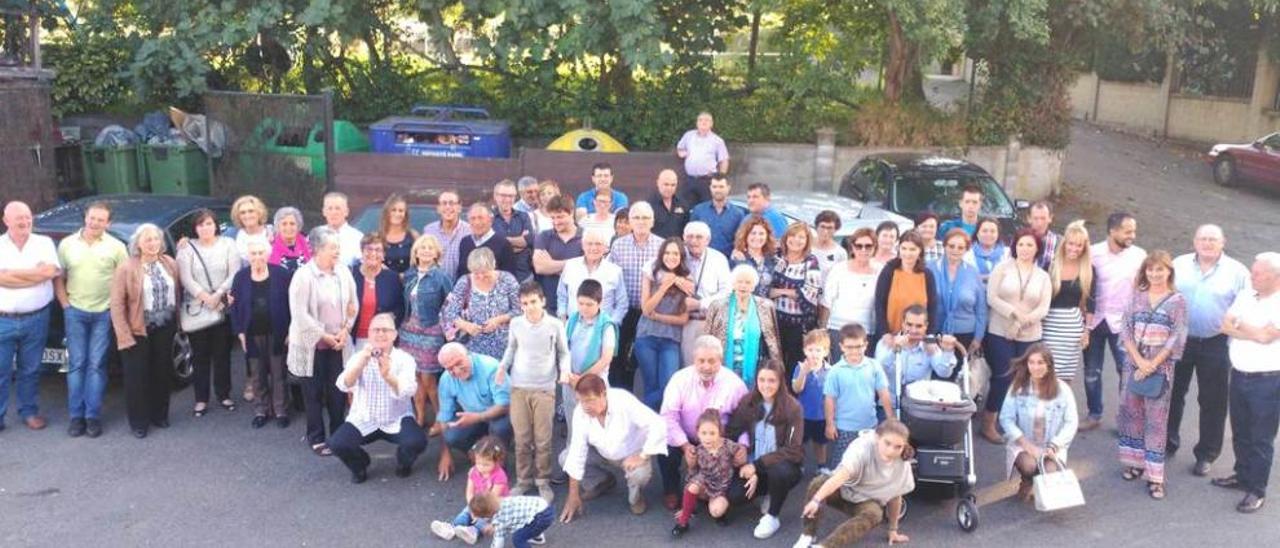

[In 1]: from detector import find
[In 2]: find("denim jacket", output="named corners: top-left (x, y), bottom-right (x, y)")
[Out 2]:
top-left (999, 380), bottom-right (1079, 451)
top-left (930, 259), bottom-right (988, 339)
top-left (402, 266), bottom-right (453, 327)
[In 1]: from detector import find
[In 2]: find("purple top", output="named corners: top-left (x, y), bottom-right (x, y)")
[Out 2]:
top-left (677, 129), bottom-right (729, 177)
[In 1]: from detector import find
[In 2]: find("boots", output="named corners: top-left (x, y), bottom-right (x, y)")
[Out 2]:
top-left (980, 411), bottom-right (1002, 444)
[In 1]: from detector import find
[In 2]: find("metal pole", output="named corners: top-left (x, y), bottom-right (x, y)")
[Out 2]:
top-left (322, 88), bottom-right (336, 194)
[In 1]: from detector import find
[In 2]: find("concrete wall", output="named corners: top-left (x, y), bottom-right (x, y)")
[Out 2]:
top-left (1069, 72), bottom-right (1098, 120)
top-left (1166, 95), bottom-right (1253, 143)
top-left (1095, 81), bottom-right (1166, 135)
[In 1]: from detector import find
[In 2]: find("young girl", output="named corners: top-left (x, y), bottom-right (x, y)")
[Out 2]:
top-left (431, 436), bottom-right (510, 545)
top-left (791, 329), bottom-right (833, 474)
top-left (672, 409), bottom-right (749, 537)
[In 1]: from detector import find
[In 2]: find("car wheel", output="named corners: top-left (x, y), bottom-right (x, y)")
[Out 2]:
top-left (1213, 156), bottom-right (1237, 187)
top-left (171, 330), bottom-right (193, 390)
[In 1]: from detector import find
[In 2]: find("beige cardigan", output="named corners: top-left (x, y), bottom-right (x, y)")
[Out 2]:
top-left (286, 262), bottom-right (357, 377)
top-left (986, 260), bottom-right (1052, 342)
top-left (109, 256), bottom-right (182, 350)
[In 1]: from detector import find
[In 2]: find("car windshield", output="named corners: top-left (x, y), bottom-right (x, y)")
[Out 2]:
top-left (892, 172), bottom-right (1015, 218)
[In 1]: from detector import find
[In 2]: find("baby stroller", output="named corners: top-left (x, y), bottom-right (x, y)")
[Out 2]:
top-left (892, 346), bottom-right (980, 532)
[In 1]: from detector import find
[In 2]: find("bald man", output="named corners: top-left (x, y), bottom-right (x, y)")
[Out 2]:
top-left (0, 201), bottom-right (62, 431)
top-left (648, 169), bottom-right (689, 239)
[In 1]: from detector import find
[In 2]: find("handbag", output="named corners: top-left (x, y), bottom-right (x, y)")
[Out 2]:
top-left (1034, 455), bottom-right (1085, 512)
top-left (180, 240), bottom-right (226, 333)
top-left (967, 350), bottom-right (991, 403)
top-left (445, 275), bottom-right (473, 344)
top-left (1125, 293), bottom-right (1175, 399)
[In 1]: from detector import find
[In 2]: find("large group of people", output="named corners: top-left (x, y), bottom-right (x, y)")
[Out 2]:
top-left (2, 112), bottom-right (1278, 547)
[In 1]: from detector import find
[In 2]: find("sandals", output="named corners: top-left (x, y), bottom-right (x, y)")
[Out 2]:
top-left (1122, 467), bottom-right (1144, 481)
top-left (219, 399), bottom-right (237, 412)
top-left (312, 443), bottom-right (332, 457)
top-left (1148, 482), bottom-right (1166, 500)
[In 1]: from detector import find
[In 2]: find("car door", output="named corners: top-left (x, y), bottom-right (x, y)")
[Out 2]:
top-left (1258, 134), bottom-right (1280, 188)
top-left (1235, 135), bottom-right (1273, 182)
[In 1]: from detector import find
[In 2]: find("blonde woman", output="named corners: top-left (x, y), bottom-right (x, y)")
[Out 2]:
top-left (399, 234), bottom-right (454, 426)
top-left (532, 179), bottom-right (561, 233)
top-left (379, 193), bottom-right (419, 275)
top-left (1043, 220), bottom-right (1095, 382)
top-left (230, 195), bottom-right (273, 264)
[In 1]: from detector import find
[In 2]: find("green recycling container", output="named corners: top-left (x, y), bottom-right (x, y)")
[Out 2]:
top-left (142, 144), bottom-right (209, 195)
top-left (251, 119), bottom-right (369, 179)
top-left (82, 145), bottom-right (144, 194)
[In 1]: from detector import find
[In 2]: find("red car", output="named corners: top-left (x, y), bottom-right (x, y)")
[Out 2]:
top-left (1207, 133), bottom-right (1280, 189)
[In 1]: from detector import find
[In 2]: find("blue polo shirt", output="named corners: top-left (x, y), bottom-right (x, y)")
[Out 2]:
top-left (574, 189), bottom-right (630, 214)
top-left (690, 200), bottom-right (747, 255)
top-left (436, 354), bottom-right (511, 424)
top-left (1172, 252), bottom-right (1252, 338)
top-left (739, 207), bottom-right (790, 240)
top-left (822, 357), bottom-right (888, 432)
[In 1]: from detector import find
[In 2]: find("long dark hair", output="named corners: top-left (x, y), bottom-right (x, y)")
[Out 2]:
top-left (651, 237), bottom-right (690, 313)
top-left (741, 359), bottom-right (800, 424)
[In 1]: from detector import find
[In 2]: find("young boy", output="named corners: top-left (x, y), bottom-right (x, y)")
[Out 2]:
top-left (498, 281), bottom-right (570, 503)
top-left (821, 323), bottom-right (894, 469)
top-left (468, 492), bottom-right (554, 548)
top-left (792, 329), bottom-right (833, 474)
top-left (562, 280), bottom-right (617, 440)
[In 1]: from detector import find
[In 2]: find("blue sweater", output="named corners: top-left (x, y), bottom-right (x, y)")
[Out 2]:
top-left (929, 259), bottom-right (988, 338)
top-left (351, 266), bottom-right (406, 332)
top-left (228, 265), bottom-right (292, 358)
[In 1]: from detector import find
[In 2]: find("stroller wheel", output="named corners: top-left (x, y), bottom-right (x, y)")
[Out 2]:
top-left (898, 497), bottom-right (909, 521)
top-left (956, 497), bottom-right (979, 532)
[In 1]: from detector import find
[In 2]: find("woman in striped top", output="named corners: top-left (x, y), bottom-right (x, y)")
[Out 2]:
top-left (1043, 220), bottom-right (1096, 382)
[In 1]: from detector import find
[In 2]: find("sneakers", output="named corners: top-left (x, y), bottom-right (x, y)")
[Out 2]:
top-left (1238, 493), bottom-right (1266, 514)
top-left (430, 521), bottom-right (456, 540)
top-left (537, 480), bottom-right (555, 503)
top-left (792, 534), bottom-right (815, 548)
top-left (454, 525), bottom-right (478, 545)
top-left (754, 514), bottom-right (781, 539)
top-left (528, 534), bottom-right (546, 545)
top-left (511, 480), bottom-right (533, 496)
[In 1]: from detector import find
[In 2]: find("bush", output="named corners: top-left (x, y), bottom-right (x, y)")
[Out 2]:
top-left (43, 31), bottom-right (138, 117)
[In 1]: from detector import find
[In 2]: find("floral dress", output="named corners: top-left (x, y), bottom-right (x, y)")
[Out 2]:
top-left (440, 271), bottom-right (522, 360)
top-left (687, 439), bottom-right (746, 499)
top-left (1116, 290), bottom-right (1187, 484)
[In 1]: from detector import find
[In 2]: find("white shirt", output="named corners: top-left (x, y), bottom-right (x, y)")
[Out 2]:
top-left (0, 232), bottom-right (60, 313)
top-left (1227, 290), bottom-right (1280, 373)
top-left (336, 348), bottom-right (418, 435)
top-left (564, 388), bottom-right (669, 480)
top-left (558, 257), bottom-right (627, 322)
top-left (332, 223), bottom-right (364, 269)
top-left (686, 248), bottom-right (731, 314)
top-left (823, 261), bottom-right (883, 331)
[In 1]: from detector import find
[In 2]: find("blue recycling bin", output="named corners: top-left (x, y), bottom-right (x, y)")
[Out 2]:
top-left (368, 105), bottom-right (511, 158)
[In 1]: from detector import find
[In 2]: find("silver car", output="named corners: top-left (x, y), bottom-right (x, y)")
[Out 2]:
top-left (729, 190), bottom-right (915, 238)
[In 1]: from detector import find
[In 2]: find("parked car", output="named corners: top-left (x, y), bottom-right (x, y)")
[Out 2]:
top-left (728, 190), bottom-right (915, 239)
top-left (1207, 133), bottom-right (1280, 189)
top-left (33, 194), bottom-right (234, 388)
top-left (351, 202), bottom-right (440, 234)
top-left (838, 153), bottom-right (1028, 241)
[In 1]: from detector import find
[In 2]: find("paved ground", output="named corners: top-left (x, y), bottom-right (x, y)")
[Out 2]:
top-left (2, 126), bottom-right (1278, 547)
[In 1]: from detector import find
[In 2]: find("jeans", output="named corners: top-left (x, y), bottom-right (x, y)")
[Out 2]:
top-left (443, 415), bottom-right (514, 452)
top-left (609, 309), bottom-right (642, 390)
top-left (511, 506), bottom-right (554, 548)
top-left (0, 307), bottom-right (51, 422)
top-left (634, 335), bottom-right (680, 410)
top-left (983, 334), bottom-right (1037, 413)
top-left (452, 507), bottom-right (490, 538)
top-left (1167, 335), bottom-right (1231, 461)
top-left (327, 417), bottom-right (428, 474)
top-left (1083, 322), bottom-right (1127, 420)
top-left (1230, 370), bottom-right (1280, 498)
top-left (64, 307), bottom-right (112, 420)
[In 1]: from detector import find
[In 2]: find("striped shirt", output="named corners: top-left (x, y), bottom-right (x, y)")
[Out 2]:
top-left (608, 233), bottom-right (664, 309)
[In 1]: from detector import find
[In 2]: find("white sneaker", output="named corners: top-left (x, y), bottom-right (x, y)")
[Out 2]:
top-left (754, 514), bottom-right (781, 539)
top-left (430, 521), bottom-right (456, 540)
top-left (792, 534), bottom-right (815, 548)
top-left (758, 495), bottom-right (771, 515)
top-left (454, 525), bottom-right (478, 545)
top-left (529, 533), bottom-right (547, 545)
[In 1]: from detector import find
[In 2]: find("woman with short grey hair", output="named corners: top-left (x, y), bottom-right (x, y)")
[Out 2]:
top-left (269, 206), bottom-right (311, 272)
top-left (287, 226), bottom-right (358, 456)
top-left (441, 247), bottom-right (521, 359)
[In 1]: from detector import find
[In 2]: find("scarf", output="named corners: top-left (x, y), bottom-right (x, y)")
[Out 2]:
top-left (143, 260), bottom-right (173, 328)
top-left (725, 292), bottom-right (762, 388)
top-left (269, 232), bottom-right (312, 269)
top-left (566, 311), bottom-right (617, 373)
top-left (972, 242), bottom-right (1007, 277)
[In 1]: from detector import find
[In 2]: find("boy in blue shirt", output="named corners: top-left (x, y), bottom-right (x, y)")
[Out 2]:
top-left (822, 324), bottom-right (893, 469)
top-left (792, 329), bottom-right (833, 474)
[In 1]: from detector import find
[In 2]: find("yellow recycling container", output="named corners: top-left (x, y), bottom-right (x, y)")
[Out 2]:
top-left (546, 128), bottom-right (628, 153)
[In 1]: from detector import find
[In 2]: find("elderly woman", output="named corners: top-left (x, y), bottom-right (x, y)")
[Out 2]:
top-left (1000, 344), bottom-right (1079, 501)
top-left (230, 239), bottom-right (292, 428)
top-left (635, 237), bottom-right (692, 410)
top-left (176, 208), bottom-right (240, 417)
top-left (727, 360), bottom-right (804, 540)
top-left (1118, 251), bottom-right (1187, 500)
top-left (915, 213), bottom-right (944, 266)
top-left (823, 228), bottom-right (883, 362)
top-left (379, 193), bottom-right (419, 275)
top-left (231, 195), bottom-right (273, 264)
top-left (350, 233), bottom-right (405, 350)
top-left (441, 247), bottom-right (522, 360)
top-left (873, 231), bottom-right (938, 340)
top-left (771, 222), bottom-right (823, 376)
top-left (287, 226), bottom-right (358, 456)
top-left (931, 228), bottom-right (988, 358)
top-left (268, 206), bottom-right (310, 272)
top-left (705, 264), bottom-right (782, 386)
top-left (729, 216), bottom-right (777, 299)
top-left (400, 234), bottom-right (454, 426)
top-left (109, 224), bottom-right (182, 439)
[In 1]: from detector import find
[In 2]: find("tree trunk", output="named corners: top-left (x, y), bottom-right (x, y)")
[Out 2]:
top-left (883, 9), bottom-right (925, 103)
top-left (747, 8), bottom-right (761, 88)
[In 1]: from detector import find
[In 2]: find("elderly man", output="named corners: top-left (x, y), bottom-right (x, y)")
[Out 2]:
top-left (514, 176), bottom-right (541, 216)
top-left (558, 374), bottom-right (668, 520)
top-left (738, 182), bottom-right (789, 238)
top-left (327, 313), bottom-right (427, 483)
top-left (1027, 201), bottom-right (1060, 270)
top-left (675, 112), bottom-right (730, 206)
top-left (1168, 225), bottom-right (1251, 476)
top-left (532, 196), bottom-right (583, 317)
top-left (574, 163), bottom-right (629, 218)
top-left (689, 173), bottom-right (747, 256)
top-left (557, 229), bottom-right (627, 323)
top-left (435, 342), bottom-right (513, 481)
top-left (1081, 211), bottom-right (1146, 431)
top-left (680, 221), bottom-right (730, 365)
top-left (321, 192), bottom-right (364, 268)
top-left (874, 305), bottom-right (958, 404)
top-left (608, 202), bottom-right (664, 390)
top-left (457, 204), bottom-right (516, 279)
top-left (657, 335), bottom-right (750, 510)
top-left (648, 169), bottom-right (689, 239)
top-left (1213, 253), bottom-right (1280, 514)
top-left (492, 180), bottom-right (536, 281)
top-left (54, 201), bottom-right (127, 438)
top-left (0, 201), bottom-right (62, 432)
top-left (423, 190), bottom-right (471, 281)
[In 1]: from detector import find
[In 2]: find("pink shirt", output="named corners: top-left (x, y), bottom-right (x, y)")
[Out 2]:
top-left (470, 465), bottom-right (510, 496)
top-left (660, 366), bottom-right (749, 447)
top-left (1089, 242), bottom-right (1146, 331)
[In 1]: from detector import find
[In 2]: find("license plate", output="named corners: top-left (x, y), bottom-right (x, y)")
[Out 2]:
top-left (42, 348), bottom-right (68, 366)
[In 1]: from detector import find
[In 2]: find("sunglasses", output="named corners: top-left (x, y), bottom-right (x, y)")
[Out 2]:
top-left (852, 243), bottom-right (875, 250)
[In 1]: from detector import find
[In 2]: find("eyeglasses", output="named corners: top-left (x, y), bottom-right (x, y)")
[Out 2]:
top-left (363, 247), bottom-right (385, 254)
top-left (369, 327), bottom-right (396, 334)
top-left (853, 243), bottom-right (875, 250)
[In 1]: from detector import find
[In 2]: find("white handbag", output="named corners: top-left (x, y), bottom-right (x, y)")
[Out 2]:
top-left (968, 351), bottom-right (991, 403)
top-left (1033, 455), bottom-right (1085, 512)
